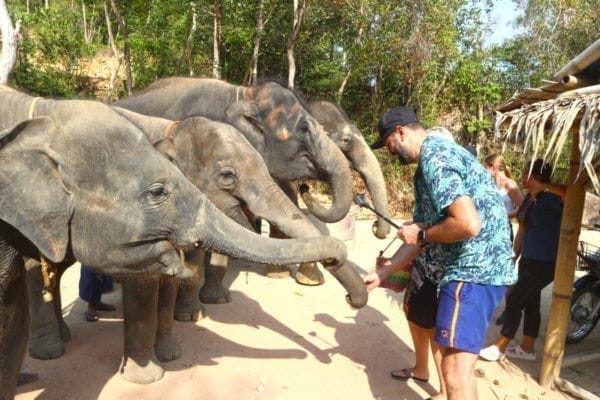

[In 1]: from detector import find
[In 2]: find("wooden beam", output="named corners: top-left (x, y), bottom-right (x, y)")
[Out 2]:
top-left (539, 133), bottom-right (587, 386)
top-left (561, 351), bottom-right (600, 368)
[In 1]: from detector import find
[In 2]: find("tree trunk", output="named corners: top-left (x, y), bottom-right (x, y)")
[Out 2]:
top-left (103, 0), bottom-right (121, 100)
top-left (249, 0), bottom-right (264, 86)
top-left (286, 0), bottom-right (305, 90)
top-left (337, 2), bottom-right (364, 102)
top-left (109, 0), bottom-right (132, 95)
top-left (185, 3), bottom-right (198, 77)
top-left (0, 0), bottom-right (20, 84)
top-left (212, 0), bottom-right (222, 79)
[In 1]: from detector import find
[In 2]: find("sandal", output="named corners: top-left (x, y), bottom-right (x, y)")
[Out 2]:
top-left (85, 310), bottom-right (99, 322)
top-left (17, 372), bottom-right (38, 386)
top-left (390, 368), bottom-right (428, 383)
top-left (94, 302), bottom-right (116, 312)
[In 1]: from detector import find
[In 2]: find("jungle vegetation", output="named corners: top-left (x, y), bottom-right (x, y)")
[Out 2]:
top-left (2, 0), bottom-right (598, 214)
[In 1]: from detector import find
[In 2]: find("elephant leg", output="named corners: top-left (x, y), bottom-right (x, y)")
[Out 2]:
top-left (25, 259), bottom-right (66, 360)
top-left (174, 249), bottom-right (206, 321)
top-left (199, 251), bottom-right (231, 304)
top-left (262, 223), bottom-right (292, 279)
top-left (52, 266), bottom-right (70, 342)
top-left (0, 264), bottom-right (29, 400)
top-left (120, 277), bottom-right (164, 384)
top-left (296, 262), bottom-right (325, 286)
top-left (155, 276), bottom-right (181, 362)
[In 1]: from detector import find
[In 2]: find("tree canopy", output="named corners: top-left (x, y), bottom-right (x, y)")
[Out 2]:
top-left (2, 0), bottom-right (598, 194)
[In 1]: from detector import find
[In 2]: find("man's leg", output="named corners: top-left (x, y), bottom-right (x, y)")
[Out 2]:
top-left (441, 347), bottom-right (478, 400)
top-left (407, 320), bottom-right (431, 380)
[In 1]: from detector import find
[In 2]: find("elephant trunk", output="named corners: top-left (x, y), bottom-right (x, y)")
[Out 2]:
top-left (323, 259), bottom-right (368, 308)
top-left (300, 127), bottom-right (353, 223)
top-left (350, 138), bottom-right (392, 239)
top-left (246, 181), bottom-right (322, 239)
top-left (185, 199), bottom-right (367, 308)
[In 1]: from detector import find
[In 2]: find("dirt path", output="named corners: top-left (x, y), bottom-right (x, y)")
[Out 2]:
top-left (15, 213), bottom-right (600, 400)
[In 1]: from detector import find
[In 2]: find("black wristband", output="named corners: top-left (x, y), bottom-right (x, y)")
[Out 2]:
top-left (417, 229), bottom-right (428, 247)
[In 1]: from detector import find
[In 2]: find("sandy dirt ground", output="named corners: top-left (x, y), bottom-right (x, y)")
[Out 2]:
top-left (15, 211), bottom-right (600, 400)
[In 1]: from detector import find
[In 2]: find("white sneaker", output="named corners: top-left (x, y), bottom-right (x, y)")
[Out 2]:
top-left (479, 345), bottom-right (504, 361)
top-left (505, 345), bottom-right (536, 361)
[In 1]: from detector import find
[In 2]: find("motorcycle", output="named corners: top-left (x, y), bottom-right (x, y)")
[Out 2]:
top-left (566, 225), bottom-right (600, 344)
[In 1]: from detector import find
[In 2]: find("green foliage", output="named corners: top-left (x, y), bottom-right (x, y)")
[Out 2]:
top-left (3, 0), bottom-right (594, 208)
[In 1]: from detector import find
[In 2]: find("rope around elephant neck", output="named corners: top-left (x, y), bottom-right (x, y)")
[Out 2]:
top-left (28, 97), bottom-right (41, 119)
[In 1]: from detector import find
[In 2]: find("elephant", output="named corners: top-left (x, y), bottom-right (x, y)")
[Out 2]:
top-left (0, 85), bottom-right (362, 399)
top-left (306, 100), bottom-right (391, 239)
top-left (111, 108), bottom-right (369, 383)
top-left (114, 77), bottom-right (355, 285)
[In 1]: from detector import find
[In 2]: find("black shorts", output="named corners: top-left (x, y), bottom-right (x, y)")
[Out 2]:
top-left (405, 278), bottom-right (439, 329)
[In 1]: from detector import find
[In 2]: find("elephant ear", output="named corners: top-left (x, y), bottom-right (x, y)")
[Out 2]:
top-left (0, 117), bottom-right (74, 263)
top-left (111, 105), bottom-right (172, 145)
top-left (224, 100), bottom-right (266, 154)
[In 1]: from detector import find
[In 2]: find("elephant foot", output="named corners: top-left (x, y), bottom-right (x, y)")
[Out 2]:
top-left (120, 356), bottom-right (165, 384)
top-left (28, 333), bottom-right (65, 360)
top-left (155, 334), bottom-right (182, 362)
top-left (263, 264), bottom-right (291, 279)
top-left (174, 292), bottom-right (206, 322)
top-left (58, 320), bottom-right (71, 342)
top-left (295, 263), bottom-right (325, 286)
top-left (199, 285), bottom-right (231, 304)
top-left (174, 302), bottom-right (206, 322)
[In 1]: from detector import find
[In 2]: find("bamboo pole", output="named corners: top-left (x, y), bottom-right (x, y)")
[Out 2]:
top-left (539, 133), bottom-right (587, 387)
top-left (561, 351), bottom-right (600, 368)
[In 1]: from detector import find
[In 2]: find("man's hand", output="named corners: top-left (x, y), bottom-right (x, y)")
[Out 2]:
top-left (398, 221), bottom-right (423, 246)
top-left (362, 271), bottom-right (382, 292)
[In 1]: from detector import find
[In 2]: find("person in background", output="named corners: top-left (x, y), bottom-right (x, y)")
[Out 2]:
top-left (79, 265), bottom-right (116, 322)
top-left (365, 106), bottom-right (515, 400)
top-left (479, 159), bottom-right (563, 361)
top-left (484, 153), bottom-right (524, 325)
top-left (484, 154), bottom-right (524, 226)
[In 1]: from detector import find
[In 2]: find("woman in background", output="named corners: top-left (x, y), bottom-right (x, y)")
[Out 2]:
top-left (484, 154), bottom-right (524, 325)
top-left (484, 154), bottom-right (524, 225)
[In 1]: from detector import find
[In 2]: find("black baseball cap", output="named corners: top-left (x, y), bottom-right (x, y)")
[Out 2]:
top-left (371, 106), bottom-right (419, 149)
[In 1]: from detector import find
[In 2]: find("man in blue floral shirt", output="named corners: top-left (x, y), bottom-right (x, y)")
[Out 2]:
top-left (364, 106), bottom-right (515, 400)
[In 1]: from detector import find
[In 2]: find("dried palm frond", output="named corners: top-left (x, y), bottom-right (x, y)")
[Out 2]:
top-left (495, 94), bottom-right (600, 194)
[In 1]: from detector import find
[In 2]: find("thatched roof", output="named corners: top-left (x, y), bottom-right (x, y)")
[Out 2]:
top-left (494, 39), bottom-right (600, 194)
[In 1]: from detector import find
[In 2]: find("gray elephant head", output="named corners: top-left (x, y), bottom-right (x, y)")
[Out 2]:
top-left (307, 100), bottom-right (391, 239)
top-left (114, 77), bottom-right (353, 223)
top-left (111, 106), bottom-right (368, 307)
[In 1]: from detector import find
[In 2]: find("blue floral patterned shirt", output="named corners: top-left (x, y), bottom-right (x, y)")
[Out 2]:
top-left (413, 136), bottom-right (516, 287)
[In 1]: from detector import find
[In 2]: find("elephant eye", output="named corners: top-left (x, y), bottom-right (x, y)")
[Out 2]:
top-left (217, 167), bottom-right (237, 187)
top-left (144, 183), bottom-right (170, 205)
top-left (298, 120), bottom-right (310, 134)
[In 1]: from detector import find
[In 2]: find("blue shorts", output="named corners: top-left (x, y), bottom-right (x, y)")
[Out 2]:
top-left (435, 281), bottom-right (506, 354)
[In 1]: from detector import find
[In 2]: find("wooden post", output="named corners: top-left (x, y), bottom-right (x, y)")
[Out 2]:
top-left (539, 134), bottom-right (587, 387)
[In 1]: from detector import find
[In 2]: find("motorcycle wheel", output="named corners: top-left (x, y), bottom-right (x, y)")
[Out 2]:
top-left (566, 284), bottom-right (600, 344)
